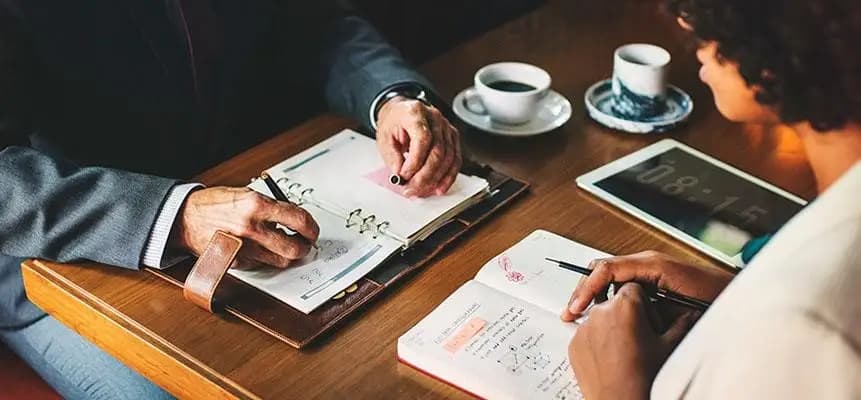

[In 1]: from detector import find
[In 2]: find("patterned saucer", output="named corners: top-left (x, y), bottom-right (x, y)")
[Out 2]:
top-left (584, 79), bottom-right (693, 134)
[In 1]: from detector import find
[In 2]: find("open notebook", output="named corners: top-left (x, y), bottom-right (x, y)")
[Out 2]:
top-left (229, 130), bottom-right (490, 313)
top-left (398, 230), bottom-right (610, 400)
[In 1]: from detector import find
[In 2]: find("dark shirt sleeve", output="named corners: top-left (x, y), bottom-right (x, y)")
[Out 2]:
top-left (0, 11), bottom-right (178, 270)
top-left (287, 1), bottom-right (435, 130)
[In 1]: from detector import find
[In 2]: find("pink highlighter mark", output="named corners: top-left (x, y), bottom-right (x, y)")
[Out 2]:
top-left (498, 255), bottom-right (525, 283)
top-left (363, 167), bottom-right (407, 196)
top-left (443, 317), bottom-right (486, 354)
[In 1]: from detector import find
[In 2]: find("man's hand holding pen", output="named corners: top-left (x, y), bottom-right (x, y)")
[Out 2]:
top-left (375, 96), bottom-right (462, 198)
top-left (170, 187), bottom-right (320, 269)
top-left (169, 96), bottom-right (462, 270)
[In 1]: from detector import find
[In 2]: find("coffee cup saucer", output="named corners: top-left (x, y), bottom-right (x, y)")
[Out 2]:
top-left (584, 78), bottom-right (693, 134)
top-left (452, 87), bottom-right (572, 136)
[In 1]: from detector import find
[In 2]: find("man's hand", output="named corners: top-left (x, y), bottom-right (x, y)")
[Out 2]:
top-left (376, 96), bottom-right (462, 198)
top-left (170, 187), bottom-right (319, 268)
top-left (561, 251), bottom-right (734, 321)
top-left (569, 283), bottom-right (697, 400)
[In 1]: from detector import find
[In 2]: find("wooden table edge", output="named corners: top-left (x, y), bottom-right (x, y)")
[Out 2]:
top-left (20, 259), bottom-right (260, 400)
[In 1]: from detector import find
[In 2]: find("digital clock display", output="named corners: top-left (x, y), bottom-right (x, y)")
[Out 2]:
top-left (595, 148), bottom-right (804, 257)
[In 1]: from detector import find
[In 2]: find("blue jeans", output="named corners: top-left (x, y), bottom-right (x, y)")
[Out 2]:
top-left (0, 315), bottom-right (173, 400)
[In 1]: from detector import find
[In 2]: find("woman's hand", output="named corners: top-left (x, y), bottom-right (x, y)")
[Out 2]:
top-left (569, 282), bottom-right (698, 400)
top-left (561, 251), bottom-right (734, 321)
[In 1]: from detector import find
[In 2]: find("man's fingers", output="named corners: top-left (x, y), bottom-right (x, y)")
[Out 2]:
top-left (430, 124), bottom-right (459, 195)
top-left (445, 127), bottom-right (464, 191)
top-left (238, 241), bottom-right (295, 269)
top-left (404, 144), bottom-right (446, 197)
top-left (249, 223), bottom-right (313, 263)
top-left (426, 116), bottom-right (454, 187)
top-left (399, 118), bottom-right (434, 181)
top-left (436, 151), bottom-right (461, 195)
top-left (259, 200), bottom-right (320, 242)
top-left (378, 130), bottom-right (406, 175)
top-left (403, 112), bottom-right (451, 198)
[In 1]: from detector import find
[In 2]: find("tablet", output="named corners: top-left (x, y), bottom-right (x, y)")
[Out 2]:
top-left (577, 139), bottom-right (807, 268)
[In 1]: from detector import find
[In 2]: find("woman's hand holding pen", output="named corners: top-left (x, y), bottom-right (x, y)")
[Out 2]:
top-left (170, 187), bottom-right (320, 269)
top-left (560, 251), bottom-right (734, 321)
top-left (568, 283), bottom-right (698, 400)
top-left (562, 251), bottom-right (735, 400)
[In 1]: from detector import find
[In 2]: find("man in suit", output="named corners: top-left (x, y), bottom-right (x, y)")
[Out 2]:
top-left (0, 1), bottom-right (462, 398)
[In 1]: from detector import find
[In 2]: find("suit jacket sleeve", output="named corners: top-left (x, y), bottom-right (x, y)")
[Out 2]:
top-left (0, 11), bottom-right (178, 270)
top-left (311, 2), bottom-right (435, 129)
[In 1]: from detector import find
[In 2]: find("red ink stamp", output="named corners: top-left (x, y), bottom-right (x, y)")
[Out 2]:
top-left (499, 255), bottom-right (524, 283)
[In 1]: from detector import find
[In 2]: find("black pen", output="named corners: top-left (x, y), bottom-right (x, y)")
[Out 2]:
top-left (260, 172), bottom-right (319, 251)
top-left (260, 172), bottom-right (290, 203)
top-left (545, 258), bottom-right (711, 312)
top-left (389, 174), bottom-right (407, 186)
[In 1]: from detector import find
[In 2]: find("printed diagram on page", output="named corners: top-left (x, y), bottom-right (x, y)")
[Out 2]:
top-left (497, 344), bottom-right (552, 375)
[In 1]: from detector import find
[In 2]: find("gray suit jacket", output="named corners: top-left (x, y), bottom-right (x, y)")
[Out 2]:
top-left (0, 0), bottom-right (431, 328)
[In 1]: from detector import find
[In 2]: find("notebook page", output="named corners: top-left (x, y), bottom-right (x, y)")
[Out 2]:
top-left (474, 230), bottom-right (611, 315)
top-left (227, 180), bottom-right (402, 314)
top-left (264, 130), bottom-right (488, 242)
top-left (398, 280), bottom-right (582, 400)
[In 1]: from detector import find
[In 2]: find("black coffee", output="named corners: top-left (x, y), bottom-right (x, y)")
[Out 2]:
top-left (487, 80), bottom-right (537, 92)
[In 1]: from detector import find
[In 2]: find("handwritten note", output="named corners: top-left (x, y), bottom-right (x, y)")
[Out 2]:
top-left (398, 281), bottom-right (582, 400)
top-left (476, 230), bottom-right (611, 314)
top-left (228, 189), bottom-right (402, 314)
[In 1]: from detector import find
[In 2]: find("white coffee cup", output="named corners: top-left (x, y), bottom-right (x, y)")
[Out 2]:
top-left (611, 43), bottom-right (671, 120)
top-left (464, 62), bottom-right (552, 125)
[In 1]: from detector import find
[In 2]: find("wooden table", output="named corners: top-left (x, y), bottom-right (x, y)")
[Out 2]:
top-left (21, 0), bottom-right (816, 398)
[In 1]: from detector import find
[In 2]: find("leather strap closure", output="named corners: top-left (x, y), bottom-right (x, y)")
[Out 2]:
top-left (183, 231), bottom-right (243, 313)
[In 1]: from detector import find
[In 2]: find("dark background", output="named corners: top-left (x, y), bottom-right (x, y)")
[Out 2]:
top-left (353, 0), bottom-right (546, 66)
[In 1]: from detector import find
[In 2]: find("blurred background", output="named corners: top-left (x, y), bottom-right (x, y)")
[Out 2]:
top-left (354, 0), bottom-right (546, 63)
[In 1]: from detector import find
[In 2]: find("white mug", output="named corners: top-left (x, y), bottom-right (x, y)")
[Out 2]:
top-left (611, 43), bottom-right (671, 120)
top-left (464, 62), bottom-right (552, 125)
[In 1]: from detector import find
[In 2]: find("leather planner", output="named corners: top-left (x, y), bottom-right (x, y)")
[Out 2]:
top-left (148, 162), bottom-right (528, 348)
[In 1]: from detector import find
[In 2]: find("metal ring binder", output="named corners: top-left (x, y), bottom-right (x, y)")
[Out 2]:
top-left (269, 174), bottom-right (408, 247)
top-left (346, 209), bottom-right (362, 228)
top-left (300, 188), bottom-right (314, 204)
top-left (359, 215), bottom-right (376, 234)
top-left (286, 183), bottom-right (303, 203)
top-left (374, 221), bottom-right (390, 239)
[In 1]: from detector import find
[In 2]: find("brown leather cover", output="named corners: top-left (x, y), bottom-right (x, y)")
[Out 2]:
top-left (183, 231), bottom-right (243, 313)
top-left (149, 163), bottom-right (528, 348)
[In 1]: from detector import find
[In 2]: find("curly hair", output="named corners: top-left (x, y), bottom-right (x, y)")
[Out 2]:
top-left (667, 0), bottom-right (861, 131)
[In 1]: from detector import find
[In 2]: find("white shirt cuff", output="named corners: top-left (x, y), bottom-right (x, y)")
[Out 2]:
top-left (369, 90), bottom-right (388, 131)
top-left (142, 183), bottom-right (203, 269)
top-left (369, 85), bottom-right (432, 131)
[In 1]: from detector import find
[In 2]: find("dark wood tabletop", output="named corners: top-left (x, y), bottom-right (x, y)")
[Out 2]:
top-left (21, 0), bottom-right (815, 399)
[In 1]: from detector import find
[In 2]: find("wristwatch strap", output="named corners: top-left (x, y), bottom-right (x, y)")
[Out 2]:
top-left (370, 82), bottom-right (444, 130)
